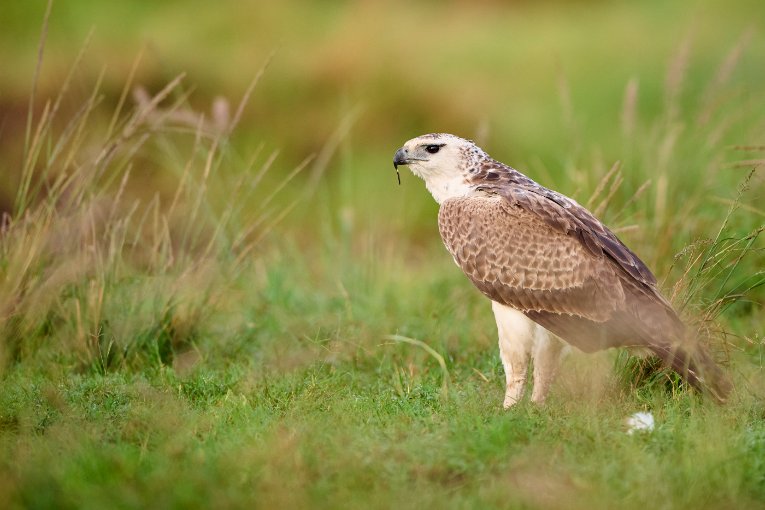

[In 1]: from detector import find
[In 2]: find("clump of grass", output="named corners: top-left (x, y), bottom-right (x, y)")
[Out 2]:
top-left (600, 38), bottom-right (765, 399)
top-left (0, 31), bottom-right (296, 374)
top-left (614, 170), bottom-right (764, 399)
top-left (385, 334), bottom-right (451, 400)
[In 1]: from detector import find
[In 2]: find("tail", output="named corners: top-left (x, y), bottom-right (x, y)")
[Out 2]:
top-left (623, 284), bottom-right (733, 402)
top-left (650, 341), bottom-right (732, 402)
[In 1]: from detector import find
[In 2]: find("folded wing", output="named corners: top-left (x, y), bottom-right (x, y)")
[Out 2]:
top-left (438, 193), bottom-right (683, 353)
top-left (438, 191), bottom-right (730, 399)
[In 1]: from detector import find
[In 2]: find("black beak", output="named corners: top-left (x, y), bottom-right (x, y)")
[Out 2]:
top-left (393, 147), bottom-right (409, 186)
top-left (393, 148), bottom-right (408, 170)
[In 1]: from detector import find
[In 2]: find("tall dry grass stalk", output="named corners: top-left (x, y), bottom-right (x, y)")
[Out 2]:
top-left (568, 36), bottom-right (765, 396)
top-left (620, 78), bottom-right (639, 139)
top-left (0, 33), bottom-right (296, 373)
top-left (664, 35), bottom-right (692, 124)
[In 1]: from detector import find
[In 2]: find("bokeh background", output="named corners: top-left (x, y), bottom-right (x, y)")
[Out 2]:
top-left (3, 0), bottom-right (764, 237)
top-left (5, 0), bottom-right (763, 304)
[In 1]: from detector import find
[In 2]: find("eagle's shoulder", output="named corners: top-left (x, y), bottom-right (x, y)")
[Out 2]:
top-left (438, 194), bottom-right (623, 320)
top-left (466, 161), bottom-right (658, 289)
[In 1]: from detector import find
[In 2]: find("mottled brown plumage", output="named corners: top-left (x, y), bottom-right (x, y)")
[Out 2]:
top-left (394, 133), bottom-right (730, 401)
top-left (439, 195), bottom-right (677, 351)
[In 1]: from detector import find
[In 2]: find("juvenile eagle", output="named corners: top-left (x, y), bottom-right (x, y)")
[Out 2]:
top-left (393, 133), bottom-right (729, 407)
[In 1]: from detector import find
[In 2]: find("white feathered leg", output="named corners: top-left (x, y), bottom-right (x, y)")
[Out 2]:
top-left (530, 328), bottom-right (565, 404)
top-left (491, 302), bottom-right (534, 408)
top-left (492, 301), bottom-right (566, 407)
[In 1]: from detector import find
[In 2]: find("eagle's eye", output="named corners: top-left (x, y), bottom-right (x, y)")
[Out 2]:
top-left (425, 144), bottom-right (442, 154)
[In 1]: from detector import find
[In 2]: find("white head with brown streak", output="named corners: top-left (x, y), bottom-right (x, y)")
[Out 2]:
top-left (393, 133), bottom-right (490, 204)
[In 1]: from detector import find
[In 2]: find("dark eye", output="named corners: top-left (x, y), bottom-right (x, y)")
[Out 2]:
top-left (425, 144), bottom-right (442, 154)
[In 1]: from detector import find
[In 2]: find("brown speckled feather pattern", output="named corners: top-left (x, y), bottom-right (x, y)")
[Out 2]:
top-left (438, 154), bottom-right (688, 354)
top-left (464, 153), bottom-right (659, 290)
top-left (439, 197), bottom-right (622, 320)
top-left (440, 195), bottom-right (683, 352)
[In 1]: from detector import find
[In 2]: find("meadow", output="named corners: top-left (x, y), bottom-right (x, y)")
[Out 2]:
top-left (1, 1), bottom-right (764, 508)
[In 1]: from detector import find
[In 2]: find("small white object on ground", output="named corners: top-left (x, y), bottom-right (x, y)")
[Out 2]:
top-left (625, 412), bottom-right (655, 434)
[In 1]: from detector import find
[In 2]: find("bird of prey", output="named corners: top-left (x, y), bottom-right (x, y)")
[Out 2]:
top-left (393, 133), bottom-right (729, 407)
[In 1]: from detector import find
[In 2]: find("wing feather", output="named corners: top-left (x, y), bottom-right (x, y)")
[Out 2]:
top-left (438, 194), bottom-right (682, 352)
top-left (439, 196), bottom-right (623, 316)
top-left (471, 160), bottom-right (657, 288)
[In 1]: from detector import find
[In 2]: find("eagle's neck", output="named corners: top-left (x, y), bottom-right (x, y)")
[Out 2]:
top-left (423, 172), bottom-right (473, 204)
top-left (407, 159), bottom-right (474, 204)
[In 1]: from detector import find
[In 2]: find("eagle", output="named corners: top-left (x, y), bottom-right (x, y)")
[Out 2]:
top-left (393, 133), bottom-right (730, 407)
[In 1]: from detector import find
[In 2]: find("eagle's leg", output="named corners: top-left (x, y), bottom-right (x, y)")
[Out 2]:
top-left (530, 328), bottom-right (565, 404)
top-left (491, 301), bottom-right (534, 408)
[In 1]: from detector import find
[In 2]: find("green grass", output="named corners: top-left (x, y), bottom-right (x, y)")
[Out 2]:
top-left (2, 329), bottom-right (765, 509)
top-left (1, 1), bottom-right (765, 508)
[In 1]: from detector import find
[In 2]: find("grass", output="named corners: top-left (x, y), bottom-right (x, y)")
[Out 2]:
top-left (1, 1), bottom-right (765, 508)
top-left (2, 339), bottom-right (765, 508)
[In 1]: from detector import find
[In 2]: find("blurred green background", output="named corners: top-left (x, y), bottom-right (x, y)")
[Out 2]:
top-left (2, 0), bottom-right (764, 187)
top-left (2, 0), bottom-right (765, 326)
top-left (1, 1), bottom-right (764, 327)
top-left (2, 1), bottom-right (763, 265)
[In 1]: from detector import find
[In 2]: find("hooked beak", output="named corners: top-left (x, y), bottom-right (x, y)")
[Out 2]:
top-left (392, 147), bottom-right (410, 186)
top-left (393, 147), bottom-right (409, 170)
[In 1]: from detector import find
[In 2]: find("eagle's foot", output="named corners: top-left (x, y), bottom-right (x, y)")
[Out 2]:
top-left (503, 377), bottom-right (527, 409)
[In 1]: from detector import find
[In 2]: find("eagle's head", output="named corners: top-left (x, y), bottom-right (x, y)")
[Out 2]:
top-left (393, 133), bottom-right (490, 204)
